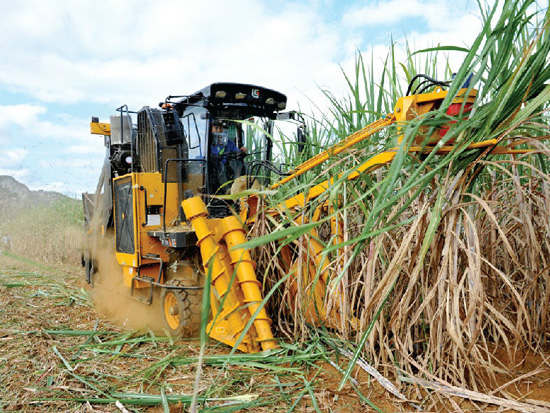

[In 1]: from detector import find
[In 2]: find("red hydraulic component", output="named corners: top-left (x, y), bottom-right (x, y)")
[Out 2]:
top-left (439, 101), bottom-right (474, 137)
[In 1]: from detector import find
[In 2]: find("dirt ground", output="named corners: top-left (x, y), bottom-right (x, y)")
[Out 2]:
top-left (1, 252), bottom-right (549, 412)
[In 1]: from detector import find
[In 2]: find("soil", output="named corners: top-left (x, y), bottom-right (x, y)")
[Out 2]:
top-left (1, 252), bottom-right (549, 412)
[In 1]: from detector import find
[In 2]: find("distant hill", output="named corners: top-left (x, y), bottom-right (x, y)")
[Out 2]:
top-left (0, 175), bottom-right (72, 221)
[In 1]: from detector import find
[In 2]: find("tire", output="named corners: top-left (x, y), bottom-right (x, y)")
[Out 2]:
top-left (161, 279), bottom-right (202, 337)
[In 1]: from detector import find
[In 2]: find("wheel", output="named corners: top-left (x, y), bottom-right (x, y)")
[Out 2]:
top-left (161, 279), bottom-right (202, 337)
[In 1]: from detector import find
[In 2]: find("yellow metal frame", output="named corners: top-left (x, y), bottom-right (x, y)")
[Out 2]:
top-left (113, 172), bottom-right (179, 288)
top-left (271, 115), bottom-right (395, 189)
top-left (90, 122), bottom-right (111, 135)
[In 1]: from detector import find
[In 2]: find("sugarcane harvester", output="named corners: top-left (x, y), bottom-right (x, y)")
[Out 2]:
top-left (83, 83), bottom-right (306, 352)
top-left (83, 79), bottom-right (532, 353)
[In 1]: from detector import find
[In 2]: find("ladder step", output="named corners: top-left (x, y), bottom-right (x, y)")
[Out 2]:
top-left (142, 253), bottom-right (160, 259)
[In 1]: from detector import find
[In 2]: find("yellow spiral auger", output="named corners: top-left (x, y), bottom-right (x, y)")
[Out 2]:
top-left (182, 196), bottom-right (278, 353)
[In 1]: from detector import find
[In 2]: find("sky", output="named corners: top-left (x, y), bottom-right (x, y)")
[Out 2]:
top-left (0, 0), bottom-right (483, 197)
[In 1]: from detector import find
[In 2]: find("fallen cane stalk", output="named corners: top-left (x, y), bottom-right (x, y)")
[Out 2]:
top-left (399, 375), bottom-right (550, 413)
top-left (336, 347), bottom-right (420, 410)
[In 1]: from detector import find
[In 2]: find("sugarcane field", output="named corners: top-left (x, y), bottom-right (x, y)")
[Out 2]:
top-left (2, 0), bottom-right (550, 412)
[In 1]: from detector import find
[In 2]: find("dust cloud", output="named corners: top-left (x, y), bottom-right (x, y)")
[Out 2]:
top-left (88, 239), bottom-right (167, 334)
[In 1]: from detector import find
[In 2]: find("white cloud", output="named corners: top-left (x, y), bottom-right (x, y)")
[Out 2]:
top-left (334, 0), bottom-right (481, 99)
top-left (0, 0), bottom-right (480, 117)
top-left (343, 0), bottom-right (428, 26)
top-left (0, 104), bottom-right (46, 127)
top-left (4, 148), bottom-right (27, 166)
top-left (32, 181), bottom-right (79, 195)
top-left (64, 144), bottom-right (105, 155)
top-left (343, 0), bottom-right (479, 31)
top-left (0, 104), bottom-right (92, 141)
top-left (27, 179), bottom-right (91, 198)
top-left (0, 102), bottom-right (103, 193)
top-left (0, 167), bottom-right (29, 181)
top-left (0, 0), bottom-right (348, 111)
top-left (38, 158), bottom-right (99, 168)
top-left (0, 0), bottom-right (487, 194)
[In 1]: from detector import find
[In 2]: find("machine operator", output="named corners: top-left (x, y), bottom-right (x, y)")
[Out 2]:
top-left (210, 122), bottom-right (247, 192)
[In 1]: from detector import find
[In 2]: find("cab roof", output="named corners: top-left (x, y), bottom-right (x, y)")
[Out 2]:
top-left (172, 82), bottom-right (287, 119)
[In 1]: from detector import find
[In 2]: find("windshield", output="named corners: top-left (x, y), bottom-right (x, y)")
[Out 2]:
top-left (242, 116), bottom-right (299, 174)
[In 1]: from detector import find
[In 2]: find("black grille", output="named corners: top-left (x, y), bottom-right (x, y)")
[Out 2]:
top-left (137, 109), bottom-right (159, 172)
top-left (114, 178), bottom-right (135, 254)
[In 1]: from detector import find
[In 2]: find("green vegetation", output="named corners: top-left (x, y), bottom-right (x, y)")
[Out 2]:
top-left (244, 0), bottom-right (550, 402)
top-left (2, 197), bottom-right (83, 266)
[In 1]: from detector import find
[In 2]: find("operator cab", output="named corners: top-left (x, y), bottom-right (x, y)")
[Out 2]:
top-left (170, 83), bottom-right (294, 216)
top-left (95, 82), bottom-right (304, 229)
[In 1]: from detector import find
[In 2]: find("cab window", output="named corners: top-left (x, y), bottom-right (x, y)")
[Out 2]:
top-left (181, 107), bottom-right (207, 162)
